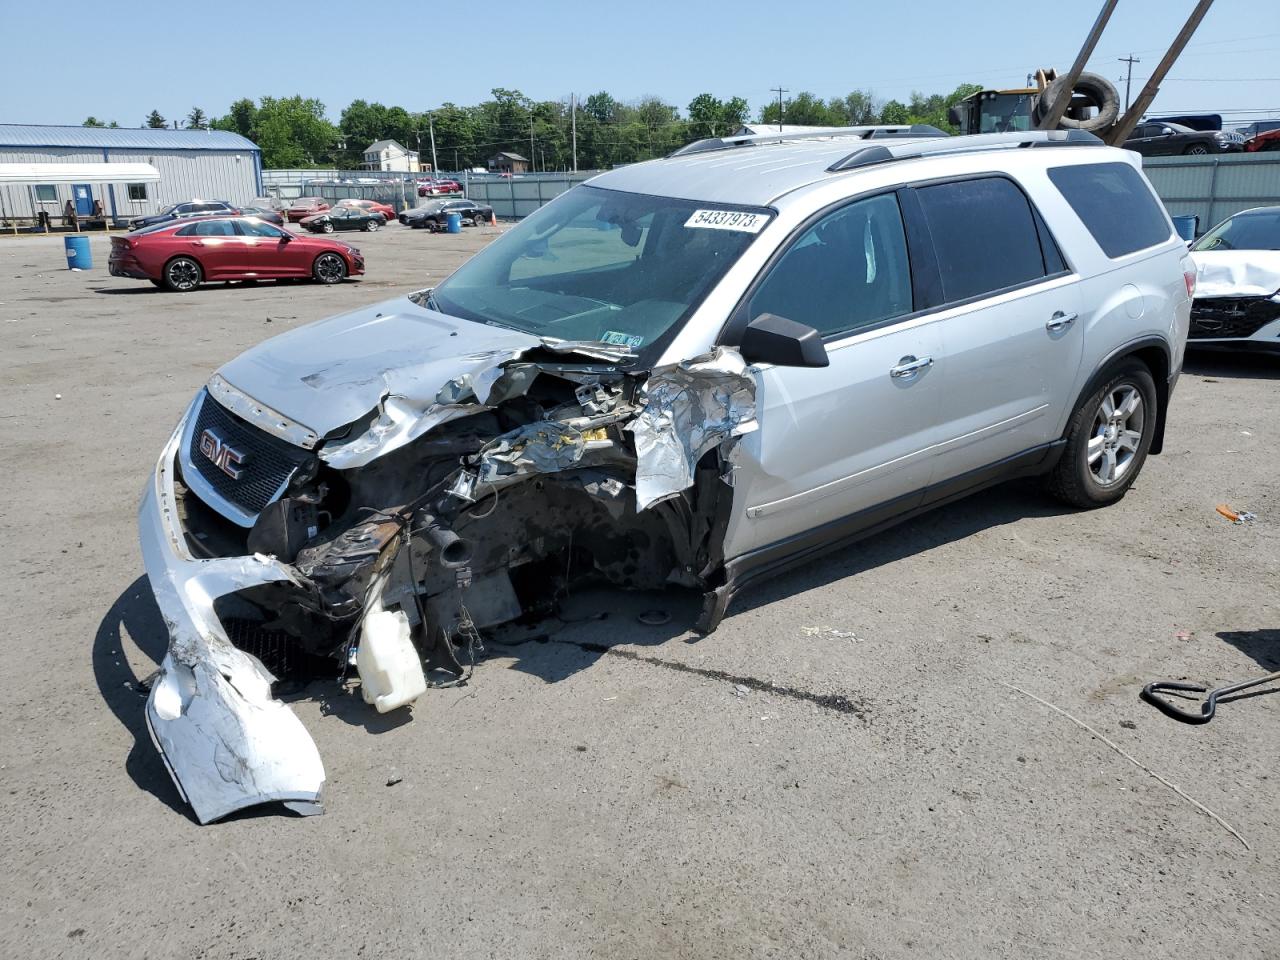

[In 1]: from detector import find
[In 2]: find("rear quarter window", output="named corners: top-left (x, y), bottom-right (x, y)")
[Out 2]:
top-left (1047, 162), bottom-right (1172, 258)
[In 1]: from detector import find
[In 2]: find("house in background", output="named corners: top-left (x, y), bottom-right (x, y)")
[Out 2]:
top-left (487, 151), bottom-right (530, 174)
top-left (362, 139), bottom-right (421, 172)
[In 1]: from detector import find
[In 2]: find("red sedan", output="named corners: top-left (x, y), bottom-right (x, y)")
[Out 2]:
top-left (335, 198), bottom-right (396, 220)
top-left (108, 217), bottom-right (364, 291)
top-left (417, 179), bottom-right (462, 197)
top-left (286, 197), bottom-right (331, 221)
top-left (1244, 129), bottom-right (1280, 153)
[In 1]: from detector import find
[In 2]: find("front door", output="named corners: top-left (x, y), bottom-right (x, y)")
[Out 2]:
top-left (72, 184), bottom-right (94, 216)
top-left (907, 176), bottom-right (1085, 486)
top-left (723, 192), bottom-right (945, 561)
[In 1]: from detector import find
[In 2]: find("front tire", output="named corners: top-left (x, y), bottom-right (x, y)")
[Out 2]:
top-left (1046, 360), bottom-right (1157, 508)
top-left (364, 219), bottom-right (380, 232)
top-left (321, 222), bottom-right (335, 233)
top-left (313, 252), bottom-right (347, 284)
top-left (163, 256), bottom-right (202, 292)
top-left (1184, 144), bottom-right (1210, 155)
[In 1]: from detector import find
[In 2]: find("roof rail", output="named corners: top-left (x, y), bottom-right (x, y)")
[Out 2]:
top-left (668, 124), bottom-right (949, 158)
top-left (826, 129), bottom-right (1103, 172)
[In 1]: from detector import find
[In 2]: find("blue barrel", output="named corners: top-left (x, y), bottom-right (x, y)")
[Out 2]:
top-left (446, 212), bottom-right (462, 234)
top-left (64, 235), bottom-right (92, 269)
top-left (1171, 215), bottom-right (1198, 242)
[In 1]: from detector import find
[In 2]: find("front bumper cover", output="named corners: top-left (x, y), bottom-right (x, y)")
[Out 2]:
top-left (139, 410), bottom-right (325, 824)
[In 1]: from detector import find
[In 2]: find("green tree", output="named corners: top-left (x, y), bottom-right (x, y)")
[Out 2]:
top-left (828, 91), bottom-right (880, 126)
top-left (686, 94), bottom-right (750, 138)
top-left (82, 116), bottom-right (105, 127)
top-left (211, 98), bottom-right (258, 139)
top-left (879, 100), bottom-right (910, 125)
top-left (186, 107), bottom-right (208, 130)
top-left (145, 109), bottom-right (167, 129)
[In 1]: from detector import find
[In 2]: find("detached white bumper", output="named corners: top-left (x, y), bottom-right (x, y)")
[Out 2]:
top-left (139, 415), bottom-right (325, 824)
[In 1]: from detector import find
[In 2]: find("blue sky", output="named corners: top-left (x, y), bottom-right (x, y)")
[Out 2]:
top-left (2, 0), bottom-right (1276, 126)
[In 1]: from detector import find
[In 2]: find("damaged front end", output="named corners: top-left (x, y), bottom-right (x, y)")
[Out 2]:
top-left (139, 307), bottom-right (755, 822)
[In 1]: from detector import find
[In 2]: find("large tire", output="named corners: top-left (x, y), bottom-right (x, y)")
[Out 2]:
top-left (163, 256), bottom-right (202, 292)
top-left (312, 252), bottom-right (347, 284)
top-left (1184, 144), bottom-right (1211, 155)
top-left (1046, 360), bottom-right (1157, 509)
top-left (1035, 71), bottom-right (1120, 132)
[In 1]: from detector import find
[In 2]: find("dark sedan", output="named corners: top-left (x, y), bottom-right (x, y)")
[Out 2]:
top-left (129, 199), bottom-right (240, 231)
top-left (237, 205), bottom-right (285, 226)
top-left (1124, 122), bottom-right (1245, 156)
top-left (399, 198), bottom-right (493, 231)
top-left (299, 207), bottom-right (386, 233)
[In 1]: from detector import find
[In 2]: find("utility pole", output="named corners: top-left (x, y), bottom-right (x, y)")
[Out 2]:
top-left (571, 93), bottom-right (577, 173)
top-left (530, 113), bottom-right (536, 173)
top-left (772, 86), bottom-right (788, 131)
top-left (1118, 53), bottom-right (1140, 110)
top-left (428, 114), bottom-right (438, 175)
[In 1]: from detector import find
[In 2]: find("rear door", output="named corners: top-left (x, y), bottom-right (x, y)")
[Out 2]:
top-left (723, 192), bottom-right (944, 560)
top-left (906, 176), bottom-right (1084, 489)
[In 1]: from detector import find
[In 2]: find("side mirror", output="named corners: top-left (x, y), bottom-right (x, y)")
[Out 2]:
top-left (739, 313), bottom-right (829, 368)
top-left (1160, 127), bottom-right (1174, 136)
top-left (946, 105), bottom-right (962, 128)
top-left (279, 232), bottom-right (292, 242)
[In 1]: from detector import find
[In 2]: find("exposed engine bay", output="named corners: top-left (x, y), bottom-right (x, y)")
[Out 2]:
top-left (141, 301), bottom-right (756, 823)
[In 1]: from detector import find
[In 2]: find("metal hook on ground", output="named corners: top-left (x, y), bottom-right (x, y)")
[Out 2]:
top-left (1141, 670), bottom-right (1280, 724)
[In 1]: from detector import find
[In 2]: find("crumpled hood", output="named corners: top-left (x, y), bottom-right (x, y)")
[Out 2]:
top-left (1192, 250), bottom-right (1280, 298)
top-left (215, 295), bottom-right (542, 439)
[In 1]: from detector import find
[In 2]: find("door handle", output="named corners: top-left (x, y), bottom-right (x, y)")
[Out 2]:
top-left (1046, 310), bottom-right (1077, 332)
top-left (190, 240), bottom-right (204, 246)
top-left (890, 355), bottom-right (933, 379)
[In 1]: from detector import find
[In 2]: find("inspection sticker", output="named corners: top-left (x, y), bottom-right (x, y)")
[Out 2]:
top-left (601, 330), bottom-right (645, 348)
top-left (684, 209), bottom-right (768, 233)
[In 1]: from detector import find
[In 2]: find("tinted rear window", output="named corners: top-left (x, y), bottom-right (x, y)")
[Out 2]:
top-left (1047, 162), bottom-right (1171, 258)
top-left (916, 177), bottom-right (1050, 302)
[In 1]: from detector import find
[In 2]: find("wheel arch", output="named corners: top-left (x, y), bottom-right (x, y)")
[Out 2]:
top-left (1068, 336), bottom-right (1171, 455)
top-left (160, 253), bottom-right (203, 287)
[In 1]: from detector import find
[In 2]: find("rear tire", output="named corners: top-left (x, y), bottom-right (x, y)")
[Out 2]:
top-left (313, 252), bottom-right (347, 284)
top-left (1046, 360), bottom-right (1157, 509)
top-left (364, 219), bottom-right (380, 232)
top-left (163, 256), bottom-right (202, 292)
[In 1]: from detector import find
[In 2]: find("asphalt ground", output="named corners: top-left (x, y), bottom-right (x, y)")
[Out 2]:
top-left (0, 222), bottom-right (1276, 959)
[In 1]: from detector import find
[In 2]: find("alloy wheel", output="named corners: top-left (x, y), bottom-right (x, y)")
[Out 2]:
top-left (1186, 144), bottom-right (1210, 155)
top-left (1088, 384), bottom-right (1144, 486)
top-left (167, 259), bottom-right (200, 291)
top-left (314, 253), bottom-right (346, 283)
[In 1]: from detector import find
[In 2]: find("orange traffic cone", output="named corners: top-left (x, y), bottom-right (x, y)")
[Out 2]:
top-left (489, 211), bottom-right (497, 227)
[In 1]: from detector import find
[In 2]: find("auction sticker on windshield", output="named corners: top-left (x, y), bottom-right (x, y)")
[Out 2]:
top-left (601, 330), bottom-right (645, 348)
top-left (684, 209), bottom-right (769, 233)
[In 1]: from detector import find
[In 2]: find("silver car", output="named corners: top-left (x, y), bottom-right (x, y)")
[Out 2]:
top-left (138, 127), bottom-right (1192, 822)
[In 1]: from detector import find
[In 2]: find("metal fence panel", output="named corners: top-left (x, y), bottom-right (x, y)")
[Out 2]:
top-left (1143, 153), bottom-right (1280, 233)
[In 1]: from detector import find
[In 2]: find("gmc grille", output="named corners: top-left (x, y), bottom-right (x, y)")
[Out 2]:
top-left (186, 391), bottom-right (312, 517)
top-left (1190, 296), bottom-right (1280, 340)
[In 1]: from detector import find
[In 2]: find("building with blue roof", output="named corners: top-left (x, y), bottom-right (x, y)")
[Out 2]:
top-left (0, 124), bottom-right (262, 225)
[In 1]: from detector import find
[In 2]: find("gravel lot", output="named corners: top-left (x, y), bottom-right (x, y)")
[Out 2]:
top-left (1, 224), bottom-right (1276, 960)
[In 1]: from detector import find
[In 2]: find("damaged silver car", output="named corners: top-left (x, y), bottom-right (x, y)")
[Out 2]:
top-left (140, 128), bottom-right (1191, 822)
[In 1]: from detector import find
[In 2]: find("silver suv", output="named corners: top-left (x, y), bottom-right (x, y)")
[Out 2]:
top-left (139, 128), bottom-right (1193, 822)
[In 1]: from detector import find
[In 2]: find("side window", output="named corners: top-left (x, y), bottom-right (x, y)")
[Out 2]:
top-left (749, 193), bottom-right (912, 338)
top-left (174, 223), bottom-right (197, 236)
top-left (1047, 162), bottom-right (1172, 259)
top-left (193, 219), bottom-right (235, 236)
top-left (915, 177), bottom-right (1049, 302)
top-left (236, 220), bottom-right (284, 238)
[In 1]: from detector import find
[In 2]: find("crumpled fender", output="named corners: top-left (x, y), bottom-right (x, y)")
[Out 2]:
top-left (140, 415), bottom-right (325, 824)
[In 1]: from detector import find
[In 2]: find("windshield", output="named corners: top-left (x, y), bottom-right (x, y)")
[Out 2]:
top-left (979, 94), bottom-right (1035, 133)
top-left (1192, 210), bottom-right (1280, 251)
top-left (431, 185), bottom-right (771, 357)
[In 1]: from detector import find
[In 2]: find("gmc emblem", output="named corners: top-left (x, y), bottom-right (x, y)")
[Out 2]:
top-left (198, 428), bottom-right (247, 480)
